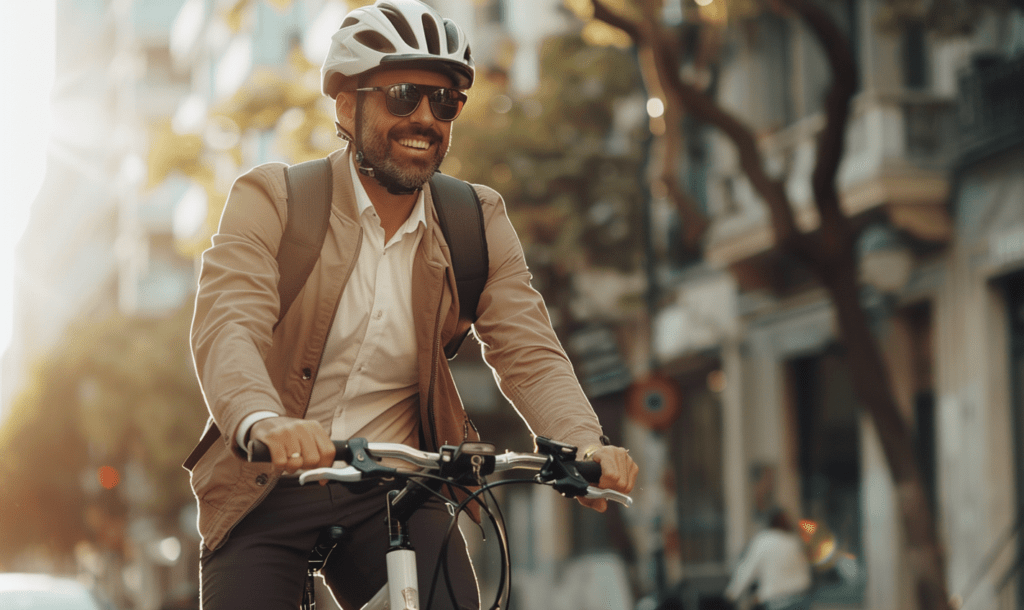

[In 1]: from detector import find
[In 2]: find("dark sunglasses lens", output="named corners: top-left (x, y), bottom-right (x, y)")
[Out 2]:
top-left (384, 83), bottom-right (422, 116)
top-left (428, 89), bottom-right (464, 121)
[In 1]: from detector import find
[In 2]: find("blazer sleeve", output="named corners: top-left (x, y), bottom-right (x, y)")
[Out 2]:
top-left (190, 163), bottom-right (290, 455)
top-left (469, 184), bottom-right (605, 452)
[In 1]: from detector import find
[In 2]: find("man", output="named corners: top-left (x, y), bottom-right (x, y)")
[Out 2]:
top-left (724, 509), bottom-right (813, 610)
top-left (186, 1), bottom-right (638, 609)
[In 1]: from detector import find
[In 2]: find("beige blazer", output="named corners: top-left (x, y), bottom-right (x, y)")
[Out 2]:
top-left (187, 146), bottom-right (603, 551)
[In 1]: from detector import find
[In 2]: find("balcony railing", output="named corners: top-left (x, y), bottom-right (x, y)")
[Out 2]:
top-left (957, 54), bottom-right (1024, 167)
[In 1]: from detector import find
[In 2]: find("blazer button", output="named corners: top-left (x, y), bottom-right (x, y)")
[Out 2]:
top-left (255, 473), bottom-right (268, 486)
top-left (302, 368), bottom-right (312, 380)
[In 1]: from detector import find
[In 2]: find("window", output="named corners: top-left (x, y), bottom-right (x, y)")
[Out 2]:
top-left (902, 20), bottom-right (929, 90)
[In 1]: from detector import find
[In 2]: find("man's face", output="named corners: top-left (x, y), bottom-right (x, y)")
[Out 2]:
top-left (346, 69), bottom-right (457, 191)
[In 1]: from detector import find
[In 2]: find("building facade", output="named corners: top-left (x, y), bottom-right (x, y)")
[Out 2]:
top-left (638, 2), bottom-right (1024, 609)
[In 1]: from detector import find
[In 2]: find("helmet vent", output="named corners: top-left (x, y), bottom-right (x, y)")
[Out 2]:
top-left (422, 14), bottom-right (440, 55)
top-left (444, 20), bottom-right (460, 54)
top-left (379, 4), bottom-right (419, 50)
top-left (341, 16), bottom-right (359, 28)
top-left (355, 30), bottom-right (397, 54)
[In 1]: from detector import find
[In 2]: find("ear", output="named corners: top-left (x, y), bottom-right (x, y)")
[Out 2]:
top-left (335, 92), bottom-right (356, 137)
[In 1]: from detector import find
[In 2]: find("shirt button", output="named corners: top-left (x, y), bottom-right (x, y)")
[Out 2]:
top-left (255, 473), bottom-right (268, 486)
top-left (302, 368), bottom-right (312, 380)
top-left (374, 310), bottom-right (383, 320)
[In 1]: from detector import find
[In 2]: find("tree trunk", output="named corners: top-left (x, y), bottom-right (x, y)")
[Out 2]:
top-left (820, 253), bottom-right (951, 610)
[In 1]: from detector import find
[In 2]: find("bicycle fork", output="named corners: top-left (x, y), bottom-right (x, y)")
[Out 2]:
top-left (302, 526), bottom-right (346, 610)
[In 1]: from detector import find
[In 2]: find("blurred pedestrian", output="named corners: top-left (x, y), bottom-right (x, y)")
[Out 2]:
top-left (724, 508), bottom-right (812, 610)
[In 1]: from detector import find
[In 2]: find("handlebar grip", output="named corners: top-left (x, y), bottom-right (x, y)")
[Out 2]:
top-left (247, 440), bottom-right (351, 463)
top-left (572, 460), bottom-right (602, 484)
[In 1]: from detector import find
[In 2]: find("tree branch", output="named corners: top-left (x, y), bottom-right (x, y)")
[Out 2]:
top-left (664, 175), bottom-right (710, 250)
top-left (776, 0), bottom-right (859, 254)
top-left (592, 0), bottom-right (805, 255)
top-left (591, 1), bottom-right (642, 40)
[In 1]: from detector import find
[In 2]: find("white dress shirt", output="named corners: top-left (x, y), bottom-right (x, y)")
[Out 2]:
top-left (237, 158), bottom-right (425, 449)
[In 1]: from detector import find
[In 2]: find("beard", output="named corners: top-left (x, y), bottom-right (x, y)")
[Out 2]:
top-left (358, 113), bottom-right (450, 191)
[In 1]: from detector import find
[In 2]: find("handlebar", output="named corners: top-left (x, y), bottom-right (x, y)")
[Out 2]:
top-left (247, 437), bottom-right (630, 507)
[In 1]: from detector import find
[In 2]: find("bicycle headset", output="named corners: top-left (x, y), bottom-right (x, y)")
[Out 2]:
top-left (320, 0), bottom-right (476, 195)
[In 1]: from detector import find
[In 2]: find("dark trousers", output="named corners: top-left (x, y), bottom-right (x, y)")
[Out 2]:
top-left (199, 479), bottom-right (479, 610)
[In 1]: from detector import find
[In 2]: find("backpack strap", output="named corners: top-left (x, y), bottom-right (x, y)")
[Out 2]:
top-left (276, 157), bottom-right (334, 328)
top-left (429, 172), bottom-right (489, 359)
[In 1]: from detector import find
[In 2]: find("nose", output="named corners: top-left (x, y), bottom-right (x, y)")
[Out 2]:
top-left (408, 93), bottom-right (435, 125)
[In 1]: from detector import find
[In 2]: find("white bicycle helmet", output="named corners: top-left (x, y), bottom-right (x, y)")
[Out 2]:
top-left (321, 0), bottom-right (475, 99)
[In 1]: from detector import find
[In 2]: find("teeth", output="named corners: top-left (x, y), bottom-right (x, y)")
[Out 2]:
top-left (398, 138), bottom-right (430, 150)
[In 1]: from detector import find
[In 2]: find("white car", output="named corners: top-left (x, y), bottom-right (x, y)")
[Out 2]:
top-left (0, 573), bottom-right (106, 609)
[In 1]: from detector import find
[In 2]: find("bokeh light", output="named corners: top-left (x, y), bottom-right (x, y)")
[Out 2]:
top-left (811, 537), bottom-right (837, 564)
top-left (97, 466), bottom-right (120, 490)
top-left (799, 519), bottom-right (817, 540)
top-left (707, 370), bottom-right (727, 392)
top-left (158, 536), bottom-right (182, 563)
top-left (646, 97), bottom-right (665, 118)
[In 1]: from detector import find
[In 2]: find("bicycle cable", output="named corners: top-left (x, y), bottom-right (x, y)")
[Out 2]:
top-left (427, 477), bottom-right (536, 610)
top-left (424, 474), bottom-right (502, 610)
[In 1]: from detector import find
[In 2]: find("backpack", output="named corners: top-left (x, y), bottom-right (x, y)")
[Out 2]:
top-left (183, 158), bottom-right (488, 470)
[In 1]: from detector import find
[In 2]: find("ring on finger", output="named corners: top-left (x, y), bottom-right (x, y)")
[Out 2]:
top-left (290, 452), bottom-right (301, 459)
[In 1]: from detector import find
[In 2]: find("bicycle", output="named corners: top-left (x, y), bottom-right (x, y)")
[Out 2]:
top-left (247, 436), bottom-right (633, 610)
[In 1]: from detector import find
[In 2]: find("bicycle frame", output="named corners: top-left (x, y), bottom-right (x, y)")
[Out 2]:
top-left (251, 437), bottom-right (631, 610)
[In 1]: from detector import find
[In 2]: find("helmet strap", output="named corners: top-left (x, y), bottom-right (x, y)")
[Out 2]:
top-left (335, 121), bottom-right (351, 141)
top-left (353, 91), bottom-right (419, 196)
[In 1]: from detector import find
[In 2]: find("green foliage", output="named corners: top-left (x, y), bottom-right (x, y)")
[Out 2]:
top-left (0, 305), bottom-right (206, 563)
top-left (448, 34), bottom-right (648, 292)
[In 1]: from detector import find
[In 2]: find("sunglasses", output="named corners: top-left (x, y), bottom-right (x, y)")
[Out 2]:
top-left (355, 83), bottom-right (467, 122)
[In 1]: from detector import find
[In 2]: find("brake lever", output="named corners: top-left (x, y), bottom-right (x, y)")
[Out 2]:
top-left (297, 439), bottom-right (397, 486)
top-left (346, 438), bottom-right (398, 477)
top-left (299, 466), bottom-right (364, 485)
top-left (537, 456), bottom-right (592, 499)
top-left (584, 487), bottom-right (633, 508)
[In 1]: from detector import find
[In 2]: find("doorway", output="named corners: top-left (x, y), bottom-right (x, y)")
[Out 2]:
top-left (788, 348), bottom-right (865, 603)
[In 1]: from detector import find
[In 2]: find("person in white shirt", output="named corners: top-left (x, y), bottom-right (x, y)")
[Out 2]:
top-left (724, 509), bottom-right (813, 610)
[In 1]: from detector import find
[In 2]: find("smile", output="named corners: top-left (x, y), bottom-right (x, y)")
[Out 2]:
top-left (398, 138), bottom-right (431, 150)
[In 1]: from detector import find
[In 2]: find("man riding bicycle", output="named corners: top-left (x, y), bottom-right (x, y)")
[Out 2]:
top-left (185, 1), bottom-right (638, 608)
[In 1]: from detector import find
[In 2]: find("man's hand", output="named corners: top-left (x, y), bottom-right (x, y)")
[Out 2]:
top-left (249, 417), bottom-right (336, 474)
top-left (576, 445), bottom-right (638, 513)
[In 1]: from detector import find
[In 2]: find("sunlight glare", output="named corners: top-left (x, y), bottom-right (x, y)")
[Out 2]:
top-left (0, 1), bottom-right (56, 398)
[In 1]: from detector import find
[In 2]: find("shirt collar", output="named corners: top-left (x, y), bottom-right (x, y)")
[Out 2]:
top-left (348, 155), bottom-right (427, 236)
